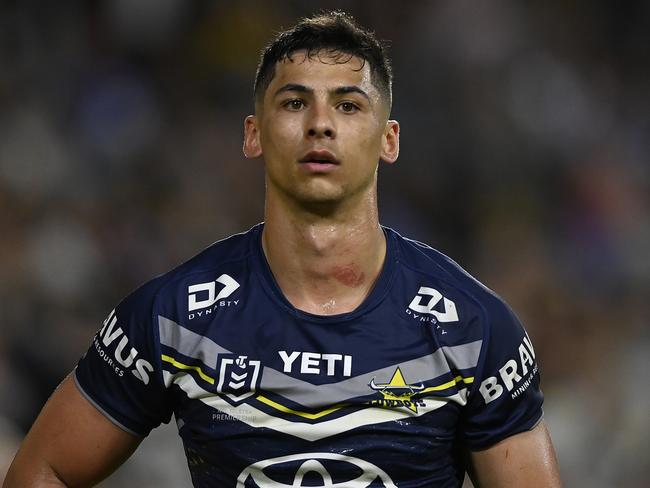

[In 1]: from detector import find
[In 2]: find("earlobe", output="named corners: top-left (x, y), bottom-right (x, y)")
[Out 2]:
top-left (243, 115), bottom-right (263, 158)
top-left (380, 120), bottom-right (400, 164)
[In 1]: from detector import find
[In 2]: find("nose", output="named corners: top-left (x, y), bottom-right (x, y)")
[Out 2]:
top-left (306, 105), bottom-right (336, 139)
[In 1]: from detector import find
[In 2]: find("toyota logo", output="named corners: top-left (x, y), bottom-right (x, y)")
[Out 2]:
top-left (236, 452), bottom-right (397, 488)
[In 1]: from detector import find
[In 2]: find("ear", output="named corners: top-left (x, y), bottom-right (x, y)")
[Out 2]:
top-left (243, 115), bottom-right (263, 158)
top-left (380, 120), bottom-right (399, 164)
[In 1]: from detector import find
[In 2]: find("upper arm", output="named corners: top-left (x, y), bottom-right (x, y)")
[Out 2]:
top-left (4, 374), bottom-right (143, 488)
top-left (457, 292), bottom-right (559, 486)
top-left (5, 272), bottom-right (173, 487)
top-left (468, 420), bottom-right (562, 488)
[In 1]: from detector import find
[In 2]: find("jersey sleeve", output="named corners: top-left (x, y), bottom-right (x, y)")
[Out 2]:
top-left (461, 297), bottom-right (544, 450)
top-left (74, 282), bottom-right (173, 437)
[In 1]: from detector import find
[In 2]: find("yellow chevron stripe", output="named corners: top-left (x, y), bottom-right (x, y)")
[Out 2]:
top-left (256, 395), bottom-right (344, 420)
top-left (420, 375), bottom-right (473, 394)
top-left (256, 376), bottom-right (473, 419)
top-left (161, 355), bottom-right (215, 385)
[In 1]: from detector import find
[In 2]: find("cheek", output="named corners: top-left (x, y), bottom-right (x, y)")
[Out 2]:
top-left (350, 124), bottom-right (383, 156)
top-left (263, 117), bottom-right (303, 153)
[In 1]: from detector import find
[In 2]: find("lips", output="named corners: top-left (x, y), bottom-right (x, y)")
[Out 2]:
top-left (299, 150), bottom-right (340, 165)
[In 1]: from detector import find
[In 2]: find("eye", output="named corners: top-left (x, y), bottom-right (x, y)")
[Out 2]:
top-left (284, 99), bottom-right (305, 111)
top-left (338, 101), bottom-right (360, 113)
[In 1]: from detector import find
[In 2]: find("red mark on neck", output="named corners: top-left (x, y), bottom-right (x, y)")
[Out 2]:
top-left (331, 264), bottom-right (365, 288)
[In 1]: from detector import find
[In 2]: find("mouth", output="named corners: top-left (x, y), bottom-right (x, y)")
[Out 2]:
top-left (299, 150), bottom-right (340, 166)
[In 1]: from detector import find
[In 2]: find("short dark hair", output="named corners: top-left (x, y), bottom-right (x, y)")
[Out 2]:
top-left (254, 11), bottom-right (393, 108)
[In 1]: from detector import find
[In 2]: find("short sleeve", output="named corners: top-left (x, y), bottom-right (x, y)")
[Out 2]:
top-left (74, 283), bottom-right (173, 437)
top-left (462, 299), bottom-right (544, 450)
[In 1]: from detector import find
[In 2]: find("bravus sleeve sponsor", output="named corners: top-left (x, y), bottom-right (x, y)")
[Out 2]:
top-left (75, 279), bottom-right (173, 436)
top-left (461, 298), bottom-right (544, 449)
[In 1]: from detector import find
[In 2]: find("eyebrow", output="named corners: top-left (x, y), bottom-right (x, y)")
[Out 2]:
top-left (333, 85), bottom-right (371, 101)
top-left (274, 83), bottom-right (370, 102)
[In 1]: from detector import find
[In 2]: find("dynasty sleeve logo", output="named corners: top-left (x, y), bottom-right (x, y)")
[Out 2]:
top-left (406, 286), bottom-right (459, 324)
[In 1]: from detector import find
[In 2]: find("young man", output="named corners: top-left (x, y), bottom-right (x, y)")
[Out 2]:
top-left (5, 11), bottom-right (562, 488)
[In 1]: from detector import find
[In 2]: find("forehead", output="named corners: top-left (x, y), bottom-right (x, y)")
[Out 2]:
top-left (266, 50), bottom-right (376, 98)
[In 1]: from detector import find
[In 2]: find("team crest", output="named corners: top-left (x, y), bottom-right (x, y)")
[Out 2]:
top-left (368, 367), bottom-right (426, 413)
top-left (216, 354), bottom-right (262, 404)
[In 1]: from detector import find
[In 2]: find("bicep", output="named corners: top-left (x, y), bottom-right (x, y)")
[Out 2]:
top-left (468, 420), bottom-right (562, 488)
top-left (5, 373), bottom-right (143, 488)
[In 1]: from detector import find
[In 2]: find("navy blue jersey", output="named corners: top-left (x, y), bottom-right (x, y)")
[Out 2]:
top-left (75, 224), bottom-right (543, 487)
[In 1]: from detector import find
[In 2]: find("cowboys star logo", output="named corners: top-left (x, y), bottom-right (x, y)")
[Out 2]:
top-left (368, 367), bottom-right (425, 413)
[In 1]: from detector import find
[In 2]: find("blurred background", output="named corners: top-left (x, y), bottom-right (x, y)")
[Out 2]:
top-left (1, 0), bottom-right (648, 486)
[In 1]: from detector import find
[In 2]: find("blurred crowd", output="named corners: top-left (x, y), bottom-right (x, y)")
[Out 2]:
top-left (1, 1), bottom-right (648, 486)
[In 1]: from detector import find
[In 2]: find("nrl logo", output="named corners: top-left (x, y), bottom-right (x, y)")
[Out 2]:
top-left (216, 354), bottom-right (262, 405)
top-left (368, 367), bottom-right (426, 413)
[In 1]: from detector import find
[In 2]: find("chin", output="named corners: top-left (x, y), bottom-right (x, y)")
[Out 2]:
top-left (290, 189), bottom-right (346, 212)
top-left (293, 183), bottom-right (345, 204)
top-left (297, 193), bottom-right (342, 206)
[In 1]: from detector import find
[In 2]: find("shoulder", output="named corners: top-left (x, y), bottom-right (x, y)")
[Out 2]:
top-left (387, 227), bottom-right (527, 368)
top-left (116, 224), bottom-right (258, 322)
top-left (389, 227), bottom-right (513, 325)
top-left (388, 230), bottom-right (542, 416)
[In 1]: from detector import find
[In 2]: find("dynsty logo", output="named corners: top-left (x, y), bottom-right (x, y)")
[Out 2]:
top-left (406, 286), bottom-right (459, 324)
top-left (188, 274), bottom-right (240, 320)
top-left (236, 452), bottom-right (397, 488)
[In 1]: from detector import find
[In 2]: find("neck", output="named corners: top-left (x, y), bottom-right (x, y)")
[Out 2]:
top-left (262, 192), bottom-right (386, 315)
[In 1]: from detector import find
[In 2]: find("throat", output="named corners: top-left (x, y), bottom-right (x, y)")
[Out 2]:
top-left (331, 263), bottom-right (366, 288)
top-left (261, 220), bottom-right (387, 315)
top-left (280, 256), bottom-right (383, 316)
